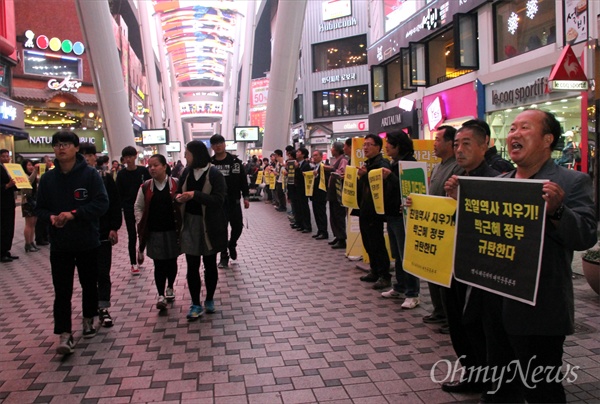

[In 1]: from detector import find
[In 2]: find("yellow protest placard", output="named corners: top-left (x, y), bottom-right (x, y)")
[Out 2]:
top-left (303, 171), bottom-right (314, 196)
top-left (39, 164), bottom-right (46, 175)
top-left (368, 168), bottom-right (384, 215)
top-left (4, 163), bottom-right (32, 190)
top-left (403, 194), bottom-right (457, 287)
top-left (269, 172), bottom-right (276, 189)
top-left (341, 165), bottom-right (358, 209)
top-left (318, 163), bottom-right (326, 192)
top-left (255, 170), bottom-right (264, 184)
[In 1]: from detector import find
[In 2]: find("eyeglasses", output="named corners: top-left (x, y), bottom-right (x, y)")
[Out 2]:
top-left (53, 142), bottom-right (74, 150)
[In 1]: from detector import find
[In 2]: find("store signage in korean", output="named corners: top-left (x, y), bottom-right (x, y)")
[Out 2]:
top-left (23, 30), bottom-right (85, 55)
top-left (48, 77), bottom-right (82, 93)
top-left (0, 97), bottom-right (24, 127)
top-left (322, 73), bottom-right (356, 85)
top-left (0, 101), bottom-right (17, 122)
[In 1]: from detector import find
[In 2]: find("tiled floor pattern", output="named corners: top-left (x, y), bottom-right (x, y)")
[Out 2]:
top-left (0, 200), bottom-right (599, 403)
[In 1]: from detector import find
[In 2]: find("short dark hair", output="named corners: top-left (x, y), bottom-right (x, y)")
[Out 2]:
top-left (274, 149), bottom-right (283, 157)
top-left (210, 134), bottom-right (225, 145)
top-left (0, 149), bottom-right (9, 155)
top-left (537, 110), bottom-right (561, 149)
top-left (457, 124), bottom-right (488, 145)
top-left (386, 132), bottom-right (414, 156)
top-left (112, 160), bottom-right (119, 165)
top-left (297, 147), bottom-right (309, 159)
top-left (345, 138), bottom-right (352, 147)
top-left (121, 146), bottom-right (137, 157)
top-left (78, 142), bottom-right (97, 155)
top-left (185, 140), bottom-right (210, 168)
top-left (437, 125), bottom-right (457, 143)
top-left (52, 131), bottom-right (79, 147)
top-left (365, 134), bottom-right (383, 150)
top-left (462, 119), bottom-right (491, 137)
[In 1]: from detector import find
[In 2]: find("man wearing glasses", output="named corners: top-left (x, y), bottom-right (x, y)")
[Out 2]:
top-left (35, 132), bottom-right (108, 355)
top-left (357, 134), bottom-right (392, 290)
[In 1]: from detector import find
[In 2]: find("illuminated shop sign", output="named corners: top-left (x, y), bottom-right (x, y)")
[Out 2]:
top-left (550, 81), bottom-right (588, 91)
top-left (24, 30), bottom-right (85, 55)
top-left (0, 97), bottom-right (24, 127)
top-left (491, 77), bottom-right (548, 106)
top-left (322, 0), bottom-right (352, 21)
top-left (29, 136), bottom-right (96, 144)
top-left (319, 17), bottom-right (358, 32)
top-left (0, 101), bottom-right (17, 122)
top-left (48, 77), bottom-right (82, 93)
top-left (321, 73), bottom-right (357, 85)
top-left (179, 101), bottom-right (223, 117)
top-left (426, 96), bottom-right (446, 130)
top-left (332, 119), bottom-right (368, 133)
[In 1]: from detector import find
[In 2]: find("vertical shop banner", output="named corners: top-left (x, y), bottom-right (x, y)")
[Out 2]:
top-left (319, 164), bottom-right (327, 192)
top-left (368, 168), bottom-right (384, 214)
top-left (4, 164), bottom-right (32, 189)
top-left (303, 171), bottom-right (314, 196)
top-left (454, 177), bottom-right (547, 305)
top-left (399, 162), bottom-right (428, 216)
top-left (342, 165), bottom-right (359, 209)
top-left (404, 194), bottom-right (457, 287)
top-left (255, 170), bottom-right (264, 184)
top-left (563, 0), bottom-right (588, 45)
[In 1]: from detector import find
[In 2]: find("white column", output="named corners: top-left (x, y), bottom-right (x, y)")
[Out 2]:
top-left (75, 0), bottom-right (135, 159)
top-left (237, 0), bottom-right (256, 158)
top-left (168, 56), bottom-right (186, 145)
top-left (138, 0), bottom-right (166, 155)
top-left (262, 0), bottom-right (307, 156)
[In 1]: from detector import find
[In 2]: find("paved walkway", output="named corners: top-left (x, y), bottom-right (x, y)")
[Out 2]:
top-left (1, 201), bottom-right (599, 403)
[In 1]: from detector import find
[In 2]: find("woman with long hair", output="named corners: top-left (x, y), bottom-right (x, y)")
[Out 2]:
top-left (176, 141), bottom-right (227, 320)
top-left (21, 159), bottom-right (40, 252)
top-left (134, 154), bottom-right (181, 311)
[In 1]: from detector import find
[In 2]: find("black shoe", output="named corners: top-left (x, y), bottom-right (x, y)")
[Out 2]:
top-left (372, 278), bottom-right (391, 290)
top-left (301, 229), bottom-right (312, 234)
top-left (36, 240), bottom-right (49, 246)
top-left (328, 238), bottom-right (339, 245)
top-left (423, 314), bottom-right (447, 324)
top-left (1, 256), bottom-right (13, 263)
top-left (291, 223), bottom-right (300, 229)
top-left (229, 246), bottom-right (237, 261)
top-left (296, 227), bottom-right (305, 232)
top-left (276, 207), bottom-right (286, 212)
top-left (312, 233), bottom-right (321, 238)
top-left (218, 259), bottom-right (229, 269)
top-left (438, 324), bottom-right (450, 334)
top-left (441, 380), bottom-right (484, 393)
top-left (7, 253), bottom-right (19, 260)
top-left (315, 234), bottom-right (328, 240)
top-left (98, 308), bottom-right (114, 328)
top-left (331, 240), bottom-right (346, 249)
top-left (360, 272), bottom-right (378, 282)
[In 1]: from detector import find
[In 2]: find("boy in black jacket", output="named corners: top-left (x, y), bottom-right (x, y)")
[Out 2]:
top-left (35, 132), bottom-right (109, 355)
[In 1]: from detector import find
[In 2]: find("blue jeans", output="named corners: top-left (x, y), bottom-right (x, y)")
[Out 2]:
top-left (386, 215), bottom-right (420, 297)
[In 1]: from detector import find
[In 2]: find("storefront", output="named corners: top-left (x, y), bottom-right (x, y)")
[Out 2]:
top-left (422, 81), bottom-right (482, 138)
top-left (14, 127), bottom-right (104, 161)
top-left (485, 67), bottom-right (582, 164)
top-left (0, 95), bottom-right (27, 153)
top-left (331, 118), bottom-right (369, 142)
top-left (368, 106), bottom-right (418, 138)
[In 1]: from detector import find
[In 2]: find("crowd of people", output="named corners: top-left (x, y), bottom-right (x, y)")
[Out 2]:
top-left (0, 108), bottom-right (595, 402)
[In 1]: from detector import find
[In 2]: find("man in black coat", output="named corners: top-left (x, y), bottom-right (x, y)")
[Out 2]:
top-left (0, 149), bottom-right (18, 262)
top-left (310, 150), bottom-right (329, 240)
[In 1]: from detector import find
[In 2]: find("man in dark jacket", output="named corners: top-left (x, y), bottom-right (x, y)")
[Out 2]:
top-left (116, 146), bottom-right (150, 275)
top-left (79, 143), bottom-right (122, 328)
top-left (35, 132), bottom-right (109, 355)
top-left (357, 134), bottom-right (392, 290)
top-left (310, 150), bottom-right (329, 240)
top-left (294, 147), bottom-right (313, 233)
top-left (210, 134), bottom-right (250, 268)
top-left (0, 149), bottom-right (18, 262)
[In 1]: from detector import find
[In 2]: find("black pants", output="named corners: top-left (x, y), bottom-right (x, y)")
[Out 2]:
top-left (297, 194), bottom-right (311, 231)
top-left (123, 210), bottom-right (138, 266)
top-left (276, 182), bottom-right (286, 209)
top-left (154, 258), bottom-right (178, 296)
top-left (312, 198), bottom-right (328, 235)
top-left (186, 253), bottom-right (218, 305)
top-left (328, 197), bottom-right (346, 240)
top-left (97, 240), bottom-right (112, 308)
top-left (429, 282), bottom-right (448, 320)
top-left (220, 199), bottom-right (243, 261)
top-left (265, 186), bottom-right (273, 201)
top-left (35, 215), bottom-right (50, 243)
top-left (51, 248), bottom-right (99, 334)
top-left (358, 214), bottom-right (389, 280)
top-left (508, 334), bottom-right (567, 403)
top-left (0, 206), bottom-right (15, 255)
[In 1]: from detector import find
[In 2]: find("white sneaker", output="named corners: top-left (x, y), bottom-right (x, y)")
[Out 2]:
top-left (401, 297), bottom-right (420, 309)
top-left (381, 289), bottom-right (402, 299)
top-left (156, 296), bottom-right (167, 311)
top-left (165, 287), bottom-right (175, 301)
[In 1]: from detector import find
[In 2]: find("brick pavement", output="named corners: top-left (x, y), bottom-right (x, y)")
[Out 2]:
top-left (0, 201), bottom-right (599, 403)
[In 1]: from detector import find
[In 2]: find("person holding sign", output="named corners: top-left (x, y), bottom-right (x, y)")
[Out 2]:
top-left (323, 142), bottom-right (348, 249)
top-left (499, 110), bottom-right (596, 402)
top-left (380, 132), bottom-right (421, 309)
top-left (357, 134), bottom-right (392, 290)
top-left (0, 149), bottom-right (19, 262)
top-left (310, 150), bottom-right (329, 240)
top-left (294, 147), bottom-right (313, 233)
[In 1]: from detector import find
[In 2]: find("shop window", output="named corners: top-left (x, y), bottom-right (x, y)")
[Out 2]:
top-left (314, 85), bottom-right (368, 118)
top-left (23, 50), bottom-right (82, 79)
top-left (293, 95), bottom-right (304, 124)
top-left (313, 35), bottom-right (367, 72)
top-left (409, 42), bottom-right (427, 87)
top-left (494, 0), bottom-right (556, 63)
top-left (371, 65), bottom-right (386, 102)
top-left (370, 56), bottom-right (414, 103)
top-left (401, 48), bottom-right (415, 91)
top-left (454, 13), bottom-right (478, 70)
top-left (0, 61), bottom-right (9, 95)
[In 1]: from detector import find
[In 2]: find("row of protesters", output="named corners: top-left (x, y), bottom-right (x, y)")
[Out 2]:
top-left (209, 134), bottom-right (250, 269)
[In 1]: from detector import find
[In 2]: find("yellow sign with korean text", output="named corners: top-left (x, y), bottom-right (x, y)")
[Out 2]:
top-left (403, 194), bottom-right (457, 287)
top-left (4, 164), bottom-right (32, 190)
top-left (303, 171), bottom-right (314, 196)
top-left (341, 165), bottom-right (358, 209)
top-left (413, 140), bottom-right (440, 179)
top-left (368, 168), bottom-right (384, 214)
top-left (319, 163), bottom-right (326, 192)
top-left (255, 170), bottom-right (264, 184)
top-left (268, 172), bottom-right (276, 189)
